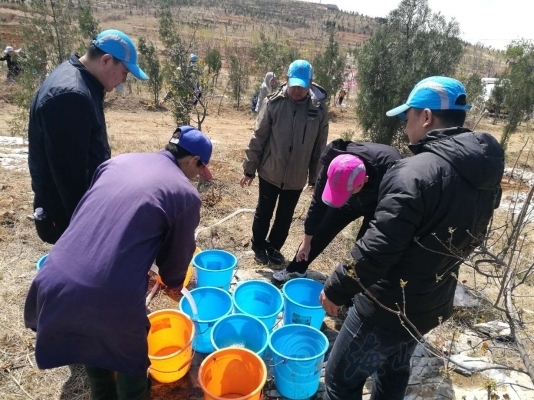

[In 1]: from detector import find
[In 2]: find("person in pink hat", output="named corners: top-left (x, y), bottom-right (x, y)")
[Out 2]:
top-left (273, 139), bottom-right (401, 282)
top-left (321, 154), bottom-right (367, 206)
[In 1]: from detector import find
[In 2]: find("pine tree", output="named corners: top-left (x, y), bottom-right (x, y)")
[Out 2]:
top-left (313, 30), bottom-right (345, 103)
top-left (355, 0), bottom-right (463, 145)
top-left (138, 37), bottom-right (163, 105)
top-left (228, 54), bottom-right (250, 109)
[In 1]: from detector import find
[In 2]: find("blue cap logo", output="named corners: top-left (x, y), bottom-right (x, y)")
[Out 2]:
top-left (92, 29), bottom-right (148, 81)
top-left (386, 76), bottom-right (472, 120)
top-left (287, 60), bottom-right (313, 88)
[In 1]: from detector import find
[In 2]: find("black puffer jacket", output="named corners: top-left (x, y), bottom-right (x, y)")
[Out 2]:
top-left (28, 54), bottom-right (110, 223)
top-left (305, 139), bottom-right (402, 237)
top-left (324, 128), bottom-right (504, 337)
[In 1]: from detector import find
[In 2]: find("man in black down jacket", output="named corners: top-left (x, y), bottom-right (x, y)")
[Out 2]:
top-left (28, 29), bottom-right (147, 244)
top-left (321, 76), bottom-right (504, 400)
top-left (272, 139), bottom-right (401, 282)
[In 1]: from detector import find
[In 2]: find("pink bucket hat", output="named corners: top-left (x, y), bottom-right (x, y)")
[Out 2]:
top-left (322, 154), bottom-right (366, 208)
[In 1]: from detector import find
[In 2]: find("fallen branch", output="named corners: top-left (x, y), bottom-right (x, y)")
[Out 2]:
top-left (505, 281), bottom-right (534, 382)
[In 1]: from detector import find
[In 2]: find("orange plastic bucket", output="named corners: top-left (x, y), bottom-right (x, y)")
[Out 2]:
top-left (198, 347), bottom-right (267, 400)
top-left (157, 246), bottom-right (201, 287)
top-left (147, 309), bottom-right (195, 383)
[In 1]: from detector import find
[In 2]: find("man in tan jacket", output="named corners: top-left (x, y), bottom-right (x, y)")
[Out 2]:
top-left (241, 60), bottom-right (329, 265)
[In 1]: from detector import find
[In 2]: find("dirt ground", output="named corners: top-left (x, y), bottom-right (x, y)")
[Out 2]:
top-left (1, 76), bottom-right (533, 398)
top-left (0, 74), bottom-right (365, 398)
top-left (0, 25), bottom-right (533, 400)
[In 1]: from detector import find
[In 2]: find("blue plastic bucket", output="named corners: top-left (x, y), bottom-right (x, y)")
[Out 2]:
top-left (268, 324), bottom-right (328, 400)
top-left (193, 250), bottom-right (237, 291)
top-left (36, 254), bottom-right (48, 271)
top-left (210, 314), bottom-right (269, 357)
top-left (282, 278), bottom-right (326, 330)
top-left (233, 280), bottom-right (284, 331)
top-left (179, 287), bottom-right (233, 353)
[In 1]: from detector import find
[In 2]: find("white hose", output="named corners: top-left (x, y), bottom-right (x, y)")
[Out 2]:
top-left (145, 281), bottom-right (160, 306)
top-left (194, 208), bottom-right (255, 239)
top-left (146, 208), bottom-right (256, 306)
top-left (180, 287), bottom-right (199, 320)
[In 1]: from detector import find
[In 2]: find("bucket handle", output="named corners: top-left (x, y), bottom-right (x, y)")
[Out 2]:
top-left (192, 320), bottom-right (214, 336)
top-left (149, 348), bottom-right (196, 374)
top-left (230, 260), bottom-right (241, 283)
top-left (266, 358), bottom-right (285, 368)
top-left (269, 359), bottom-right (286, 368)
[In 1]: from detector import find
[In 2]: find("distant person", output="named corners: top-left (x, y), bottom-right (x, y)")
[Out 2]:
top-left (24, 126), bottom-right (212, 400)
top-left (273, 139), bottom-right (401, 282)
top-left (162, 53), bottom-right (203, 105)
top-left (320, 76), bottom-right (504, 400)
top-left (336, 88), bottom-right (346, 106)
top-left (0, 46), bottom-right (23, 82)
top-left (28, 29), bottom-right (148, 245)
top-left (255, 71), bottom-right (276, 112)
top-left (241, 60), bottom-right (329, 265)
top-left (190, 53), bottom-right (203, 105)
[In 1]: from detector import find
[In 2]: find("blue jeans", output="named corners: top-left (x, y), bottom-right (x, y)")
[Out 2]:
top-left (323, 307), bottom-right (417, 400)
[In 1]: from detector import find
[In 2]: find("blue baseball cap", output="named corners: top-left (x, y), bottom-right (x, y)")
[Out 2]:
top-left (386, 76), bottom-right (472, 120)
top-left (169, 126), bottom-right (213, 180)
top-left (287, 60), bottom-right (313, 88)
top-left (92, 29), bottom-right (148, 81)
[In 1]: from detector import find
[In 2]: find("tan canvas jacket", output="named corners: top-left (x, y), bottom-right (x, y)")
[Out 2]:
top-left (243, 83), bottom-right (329, 190)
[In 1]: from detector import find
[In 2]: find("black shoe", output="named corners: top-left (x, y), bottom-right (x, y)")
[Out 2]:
top-left (254, 249), bottom-right (269, 265)
top-left (266, 247), bottom-right (285, 265)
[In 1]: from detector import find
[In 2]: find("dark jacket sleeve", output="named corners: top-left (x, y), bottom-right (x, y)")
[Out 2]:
top-left (304, 164), bottom-right (329, 236)
top-left (39, 92), bottom-right (95, 219)
top-left (323, 167), bottom-right (425, 305)
top-left (308, 109), bottom-right (329, 185)
top-left (156, 198), bottom-right (201, 288)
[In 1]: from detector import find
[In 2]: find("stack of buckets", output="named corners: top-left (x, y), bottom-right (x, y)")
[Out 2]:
top-left (145, 248), bottom-right (329, 400)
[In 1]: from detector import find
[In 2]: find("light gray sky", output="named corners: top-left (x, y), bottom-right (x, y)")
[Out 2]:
top-left (301, 0), bottom-right (534, 50)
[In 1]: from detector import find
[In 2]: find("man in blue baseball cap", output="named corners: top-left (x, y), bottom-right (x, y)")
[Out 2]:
top-left (242, 59), bottom-right (329, 265)
top-left (321, 76), bottom-right (504, 400)
top-left (91, 29), bottom-right (148, 81)
top-left (24, 126), bottom-right (212, 400)
top-left (168, 125), bottom-right (213, 180)
top-left (28, 29), bottom-right (148, 245)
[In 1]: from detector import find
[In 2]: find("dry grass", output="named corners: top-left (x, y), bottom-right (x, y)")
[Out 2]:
top-left (3, 66), bottom-right (533, 396)
top-left (0, 4), bottom-right (532, 396)
top-left (0, 72), bottom-right (362, 398)
top-left (2, 69), bottom-right (533, 397)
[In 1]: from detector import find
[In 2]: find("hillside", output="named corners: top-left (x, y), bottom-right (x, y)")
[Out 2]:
top-left (0, 0), bottom-right (506, 76)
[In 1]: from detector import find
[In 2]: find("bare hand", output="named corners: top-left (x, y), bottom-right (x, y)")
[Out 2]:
top-left (240, 175), bottom-right (254, 188)
top-left (296, 241), bottom-right (311, 262)
top-left (319, 290), bottom-right (339, 316)
top-left (307, 185), bottom-right (314, 191)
